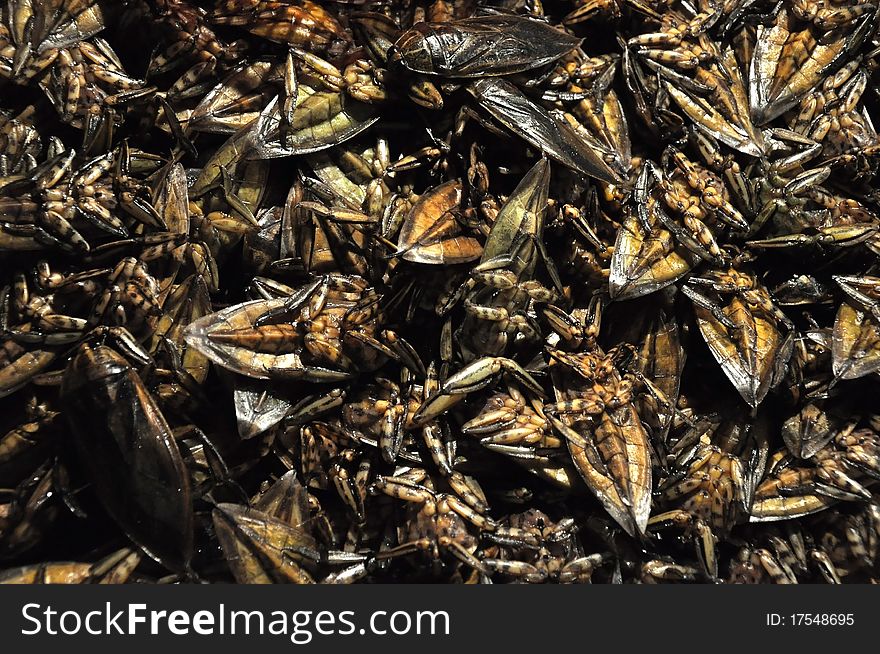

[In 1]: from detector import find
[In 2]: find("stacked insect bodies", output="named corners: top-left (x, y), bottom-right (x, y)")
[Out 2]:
top-left (0, 142), bottom-right (163, 254)
top-left (482, 508), bottom-right (610, 583)
top-left (451, 158), bottom-right (559, 362)
top-left (542, 298), bottom-right (653, 539)
top-left (184, 273), bottom-right (416, 383)
top-left (0, 1), bottom-right (147, 139)
top-left (1, 0), bottom-right (880, 584)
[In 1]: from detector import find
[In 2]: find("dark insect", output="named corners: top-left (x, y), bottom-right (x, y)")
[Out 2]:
top-left (391, 15), bottom-right (582, 78)
top-left (60, 335), bottom-right (194, 574)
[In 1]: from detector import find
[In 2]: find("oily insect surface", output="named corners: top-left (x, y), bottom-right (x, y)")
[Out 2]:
top-left (0, 0), bottom-right (879, 584)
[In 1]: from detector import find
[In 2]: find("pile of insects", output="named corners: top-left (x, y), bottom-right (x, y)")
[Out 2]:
top-left (1, 0), bottom-right (879, 584)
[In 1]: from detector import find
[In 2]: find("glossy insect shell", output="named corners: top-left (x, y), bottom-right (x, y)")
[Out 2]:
top-left (60, 344), bottom-right (194, 573)
top-left (392, 15), bottom-right (582, 78)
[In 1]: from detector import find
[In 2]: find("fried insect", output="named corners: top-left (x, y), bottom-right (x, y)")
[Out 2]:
top-left (482, 509), bottom-right (609, 583)
top-left (60, 334), bottom-right (194, 573)
top-left (0, 548), bottom-right (141, 584)
top-left (185, 274), bottom-right (416, 381)
top-left (372, 468), bottom-right (495, 576)
top-left (213, 472), bottom-right (368, 583)
top-left (750, 5), bottom-right (875, 124)
top-left (545, 299), bottom-right (652, 538)
top-left (751, 426), bottom-right (880, 522)
top-left (684, 267), bottom-right (794, 408)
top-left (391, 15), bottom-right (581, 78)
